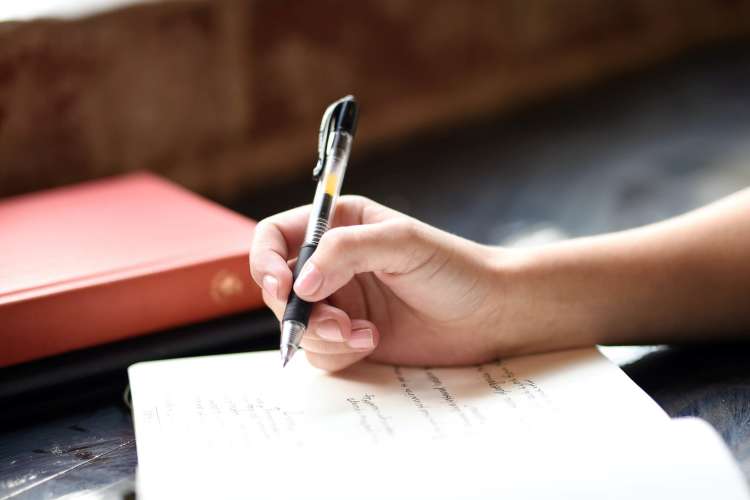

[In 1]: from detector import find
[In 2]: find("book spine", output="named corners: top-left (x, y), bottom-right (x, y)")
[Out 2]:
top-left (1, 253), bottom-right (264, 366)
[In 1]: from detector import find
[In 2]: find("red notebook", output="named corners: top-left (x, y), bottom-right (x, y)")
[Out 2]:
top-left (0, 172), bottom-right (264, 366)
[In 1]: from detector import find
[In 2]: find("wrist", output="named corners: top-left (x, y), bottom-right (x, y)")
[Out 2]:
top-left (487, 242), bottom-right (607, 357)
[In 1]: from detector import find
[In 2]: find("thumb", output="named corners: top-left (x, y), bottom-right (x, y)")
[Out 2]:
top-left (292, 219), bottom-right (435, 301)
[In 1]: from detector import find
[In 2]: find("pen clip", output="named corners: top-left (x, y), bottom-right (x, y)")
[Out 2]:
top-left (312, 95), bottom-right (357, 181)
top-left (313, 102), bottom-right (337, 181)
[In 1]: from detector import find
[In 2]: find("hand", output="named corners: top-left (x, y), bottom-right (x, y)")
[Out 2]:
top-left (250, 195), bottom-right (508, 371)
top-left (256, 187), bottom-right (750, 370)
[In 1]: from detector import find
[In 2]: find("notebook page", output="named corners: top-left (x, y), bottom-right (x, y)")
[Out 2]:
top-left (129, 348), bottom-right (666, 465)
top-left (136, 417), bottom-right (750, 500)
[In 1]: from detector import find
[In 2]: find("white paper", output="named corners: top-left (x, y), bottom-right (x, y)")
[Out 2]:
top-left (129, 348), bottom-right (748, 499)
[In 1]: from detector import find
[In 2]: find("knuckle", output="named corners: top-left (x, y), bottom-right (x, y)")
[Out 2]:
top-left (341, 194), bottom-right (371, 207)
top-left (254, 219), bottom-right (272, 236)
top-left (390, 218), bottom-right (420, 241)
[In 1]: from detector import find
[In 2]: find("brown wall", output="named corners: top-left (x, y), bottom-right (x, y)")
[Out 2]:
top-left (2, 0), bottom-right (750, 200)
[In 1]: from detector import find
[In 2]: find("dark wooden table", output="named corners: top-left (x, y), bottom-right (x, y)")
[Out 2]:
top-left (3, 42), bottom-right (750, 498)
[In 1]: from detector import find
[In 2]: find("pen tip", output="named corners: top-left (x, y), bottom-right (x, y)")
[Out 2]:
top-left (280, 344), bottom-right (296, 368)
top-left (280, 321), bottom-right (304, 368)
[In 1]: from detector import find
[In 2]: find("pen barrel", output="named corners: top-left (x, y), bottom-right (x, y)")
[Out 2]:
top-left (282, 244), bottom-right (317, 324)
top-left (303, 133), bottom-right (351, 244)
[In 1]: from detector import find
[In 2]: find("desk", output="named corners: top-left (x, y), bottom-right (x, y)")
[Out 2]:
top-left (3, 42), bottom-right (750, 498)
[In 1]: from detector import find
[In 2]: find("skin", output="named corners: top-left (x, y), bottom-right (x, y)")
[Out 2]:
top-left (249, 190), bottom-right (750, 372)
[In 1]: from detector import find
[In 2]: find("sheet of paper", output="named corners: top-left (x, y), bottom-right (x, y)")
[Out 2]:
top-left (136, 417), bottom-right (749, 500)
top-left (129, 348), bottom-right (665, 456)
top-left (129, 348), bottom-right (748, 499)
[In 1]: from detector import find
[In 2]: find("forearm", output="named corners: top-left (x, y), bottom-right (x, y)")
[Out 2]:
top-left (501, 188), bottom-right (750, 352)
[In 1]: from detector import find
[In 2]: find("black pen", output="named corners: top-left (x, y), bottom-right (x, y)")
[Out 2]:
top-left (280, 95), bottom-right (359, 367)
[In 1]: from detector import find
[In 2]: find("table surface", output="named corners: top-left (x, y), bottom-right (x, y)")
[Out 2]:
top-left (3, 42), bottom-right (750, 499)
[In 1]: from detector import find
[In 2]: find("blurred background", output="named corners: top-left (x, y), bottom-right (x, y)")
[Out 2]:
top-left (2, 0), bottom-right (750, 246)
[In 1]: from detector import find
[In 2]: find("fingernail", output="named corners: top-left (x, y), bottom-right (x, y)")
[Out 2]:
top-left (262, 275), bottom-right (279, 299)
top-left (348, 329), bottom-right (374, 350)
top-left (295, 262), bottom-right (323, 296)
top-left (316, 320), bottom-right (343, 341)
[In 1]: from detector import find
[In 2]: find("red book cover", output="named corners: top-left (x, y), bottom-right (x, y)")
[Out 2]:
top-left (0, 172), bottom-right (263, 367)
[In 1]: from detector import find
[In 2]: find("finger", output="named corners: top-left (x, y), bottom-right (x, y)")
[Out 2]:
top-left (301, 338), bottom-right (363, 355)
top-left (250, 206), bottom-right (311, 301)
top-left (303, 320), bottom-right (378, 357)
top-left (331, 195), bottom-right (398, 227)
top-left (304, 320), bottom-right (379, 371)
top-left (264, 296), bottom-right (352, 342)
top-left (250, 198), bottom-right (361, 301)
top-left (262, 289), bottom-right (285, 321)
top-left (305, 303), bottom-right (352, 342)
top-left (252, 195), bottom-right (395, 299)
top-left (293, 219), bottom-right (437, 302)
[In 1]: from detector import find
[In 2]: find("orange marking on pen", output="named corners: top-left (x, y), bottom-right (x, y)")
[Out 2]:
top-left (325, 173), bottom-right (338, 195)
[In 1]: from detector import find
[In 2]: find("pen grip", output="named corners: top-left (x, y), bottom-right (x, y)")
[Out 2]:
top-left (282, 244), bottom-right (317, 324)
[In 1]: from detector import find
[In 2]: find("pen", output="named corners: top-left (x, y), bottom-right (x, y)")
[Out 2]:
top-left (280, 95), bottom-right (359, 367)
